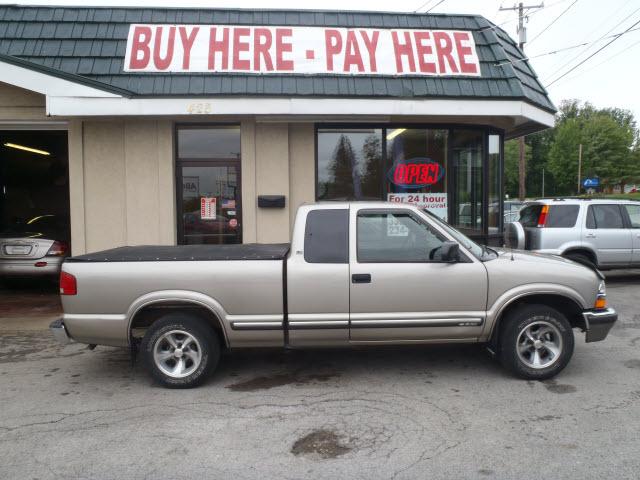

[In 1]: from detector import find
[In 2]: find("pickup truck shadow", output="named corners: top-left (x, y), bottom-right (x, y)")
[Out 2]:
top-left (76, 343), bottom-right (504, 390)
top-left (218, 344), bottom-right (503, 392)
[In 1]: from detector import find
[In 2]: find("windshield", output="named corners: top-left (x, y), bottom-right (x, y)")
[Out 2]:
top-left (422, 209), bottom-right (496, 261)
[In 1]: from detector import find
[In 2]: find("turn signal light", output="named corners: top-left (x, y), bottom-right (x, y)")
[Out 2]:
top-left (59, 271), bottom-right (77, 295)
top-left (595, 296), bottom-right (607, 310)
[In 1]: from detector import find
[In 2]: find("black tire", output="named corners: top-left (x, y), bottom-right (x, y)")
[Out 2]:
top-left (499, 304), bottom-right (574, 380)
top-left (141, 313), bottom-right (220, 388)
top-left (564, 252), bottom-right (596, 269)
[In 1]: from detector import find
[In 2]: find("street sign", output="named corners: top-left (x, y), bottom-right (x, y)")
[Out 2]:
top-left (583, 178), bottom-right (600, 188)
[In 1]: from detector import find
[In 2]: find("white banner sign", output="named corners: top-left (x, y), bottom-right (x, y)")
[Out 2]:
top-left (124, 24), bottom-right (480, 76)
top-left (387, 192), bottom-right (448, 220)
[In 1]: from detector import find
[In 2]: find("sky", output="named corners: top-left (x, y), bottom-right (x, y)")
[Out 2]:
top-left (2, 0), bottom-right (640, 120)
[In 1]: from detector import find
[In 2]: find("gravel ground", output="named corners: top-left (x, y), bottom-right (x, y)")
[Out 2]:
top-left (0, 271), bottom-right (639, 479)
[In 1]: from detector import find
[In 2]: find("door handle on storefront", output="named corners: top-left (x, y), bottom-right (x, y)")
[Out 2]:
top-left (352, 273), bottom-right (371, 284)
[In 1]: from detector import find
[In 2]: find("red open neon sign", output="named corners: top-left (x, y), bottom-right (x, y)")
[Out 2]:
top-left (388, 158), bottom-right (445, 188)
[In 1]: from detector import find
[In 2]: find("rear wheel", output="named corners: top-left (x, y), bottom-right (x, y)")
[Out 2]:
top-left (499, 304), bottom-right (574, 380)
top-left (141, 314), bottom-right (220, 388)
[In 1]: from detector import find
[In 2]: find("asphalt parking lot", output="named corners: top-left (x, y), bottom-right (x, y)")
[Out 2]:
top-left (1, 273), bottom-right (639, 480)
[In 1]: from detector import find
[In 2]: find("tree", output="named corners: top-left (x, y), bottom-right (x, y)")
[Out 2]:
top-left (326, 134), bottom-right (362, 199)
top-left (360, 134), bottom-right (382, 199)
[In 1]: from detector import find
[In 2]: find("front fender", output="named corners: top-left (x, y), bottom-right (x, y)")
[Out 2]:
top-left (480, 283), bottom-right (589, 341)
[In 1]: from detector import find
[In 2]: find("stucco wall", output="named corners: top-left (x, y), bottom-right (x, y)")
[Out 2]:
top-left (0, 81), bottom-right (47, 121)
top-left (79, 119), bottom-right (175, 253)
top-left (288, 123), bottom-right (315, 226)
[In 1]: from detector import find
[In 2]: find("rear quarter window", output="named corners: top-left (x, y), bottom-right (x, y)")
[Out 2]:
top-left (546, 205), bottom-right (579, 227)
top-left (518, 205), bottom-right (542, 227)
top-left (518, 204), bottom-right (579, 228)
top-left (304, 209), bottom-right (349, 263)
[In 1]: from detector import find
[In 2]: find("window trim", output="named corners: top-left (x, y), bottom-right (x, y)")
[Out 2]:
top-left (355, 208), bottom-right (462, 264)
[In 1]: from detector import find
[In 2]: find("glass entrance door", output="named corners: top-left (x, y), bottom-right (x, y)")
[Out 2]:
top-left (177, 162), bottom-right (241, 244)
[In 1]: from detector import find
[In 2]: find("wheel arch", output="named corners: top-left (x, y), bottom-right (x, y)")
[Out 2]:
top-left (126, 291), bottom-right (230, 348)
top-left (562, 246), bottom-right (598, 265)
top-left (488, 292), bottom-right (586, 351)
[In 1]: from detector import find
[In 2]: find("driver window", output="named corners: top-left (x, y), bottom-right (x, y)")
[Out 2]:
top-left (357, 211), bottom-right (446, 262)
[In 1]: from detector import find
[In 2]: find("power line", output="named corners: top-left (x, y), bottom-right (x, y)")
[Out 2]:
top-left (549, 36), bottom-right (640, 85)
top-left (527, 0), bottom-right (579, 45)
top-left (425, 0), bottom-right (446, 13)
top-left (480, 0), bottom-right (571, 33)
top-left (546, 0), bottom-right (634, 71)
top-left (545, 16), bottom-right (640, 86)
top-left (413, 0), bottom-right (436, 13)
top-left (544, 3), bottom-right (640, 80)
top-left (494, 26), bottom-right (640, 66)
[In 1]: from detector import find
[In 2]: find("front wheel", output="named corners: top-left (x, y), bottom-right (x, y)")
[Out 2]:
top-left (141, 314), bottom-right (220, 388)
top-left (499, 304), bottom-right (574, 380)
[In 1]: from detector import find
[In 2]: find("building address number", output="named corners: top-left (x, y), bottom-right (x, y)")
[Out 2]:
top-left (186, 102), bottom-right (212, 114)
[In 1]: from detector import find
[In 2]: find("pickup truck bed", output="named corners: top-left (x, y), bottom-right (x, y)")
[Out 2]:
top-left (67, 244), bottom-right (290, 262)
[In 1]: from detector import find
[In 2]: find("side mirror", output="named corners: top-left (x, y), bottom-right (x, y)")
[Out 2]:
top-left (440, 241), bottom-right (460, 262)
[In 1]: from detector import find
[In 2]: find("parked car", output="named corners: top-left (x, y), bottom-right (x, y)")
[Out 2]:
top-left (0, 214), bottom-right (70, 279)
top-left (51, 202), bottom-right (616, 388)
top-left (505, 198), bottom-right (640, 269)
top-left (503, 200), bottom-right (525, 223)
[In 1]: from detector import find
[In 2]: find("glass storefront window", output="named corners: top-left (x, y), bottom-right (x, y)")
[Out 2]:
top-left (315, 125), bottom-right (502, 244)
top-left (177, 126), bottom-right (241, 159)
top-left (317, 129), bottom-right (383, 200)
top-left (387, 128), bottom-right (448, 220)
top-left (176, 126), bottom-right (242, 244)
top-left (451, 130), bottom-right (484, 234)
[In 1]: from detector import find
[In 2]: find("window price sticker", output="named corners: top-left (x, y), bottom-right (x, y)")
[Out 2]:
top-left (387, 215), bottom-right (409, 237)
top-left (200, 197), bottom-right (217, 220)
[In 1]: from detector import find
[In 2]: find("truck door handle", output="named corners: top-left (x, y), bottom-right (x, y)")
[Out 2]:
top-left (586, 233), bottom-right (596, 238)
top-left (352, 273), bottom-right (371, 284)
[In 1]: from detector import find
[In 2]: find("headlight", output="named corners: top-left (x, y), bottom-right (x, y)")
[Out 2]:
top-left (595, 281), bottom-right (607, 310)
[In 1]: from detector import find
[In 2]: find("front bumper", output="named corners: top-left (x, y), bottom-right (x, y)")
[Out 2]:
top-left (583, 308), bottom-right (618, 343)
top-left (50, 318), bottom-right (72, 344)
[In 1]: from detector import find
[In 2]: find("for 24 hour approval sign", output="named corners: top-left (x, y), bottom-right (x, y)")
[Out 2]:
top-left (124, 24), bottom-right (481, 76)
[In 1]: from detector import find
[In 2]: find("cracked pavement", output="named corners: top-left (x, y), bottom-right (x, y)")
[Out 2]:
top-left (1, 271), bottom-right (639, 479)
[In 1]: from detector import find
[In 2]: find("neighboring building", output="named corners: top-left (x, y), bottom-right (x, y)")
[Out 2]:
top-left (0, 5), bottom-right (555, 253)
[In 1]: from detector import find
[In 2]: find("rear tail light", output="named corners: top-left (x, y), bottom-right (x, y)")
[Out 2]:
top-left (59, 271), bottom-right (77, 295)
top-left (537, 205), bottom-right (549, 227)
top-left (46, 241), bottom-right (68, 257)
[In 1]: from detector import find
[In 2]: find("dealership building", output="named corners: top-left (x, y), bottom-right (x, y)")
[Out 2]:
top-left (0, 5), bottom-right (555, 254)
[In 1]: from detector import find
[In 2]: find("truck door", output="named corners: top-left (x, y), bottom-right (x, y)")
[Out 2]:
top-left (349, 207), bottom-right (488, 342)
top-left (287, 207), bottom-right (350, 346)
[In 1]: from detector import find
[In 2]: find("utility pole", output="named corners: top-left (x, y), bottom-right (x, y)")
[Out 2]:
top-left (500, 2), bottom-right (544, 201)
top-left (577, 143), bottom-right (583, 194)
top-left (542, 167), bottom-right (545, 197)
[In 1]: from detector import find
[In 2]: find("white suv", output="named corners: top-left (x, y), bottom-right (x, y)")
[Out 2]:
top-left (505, 199), bottom-right (640, 269)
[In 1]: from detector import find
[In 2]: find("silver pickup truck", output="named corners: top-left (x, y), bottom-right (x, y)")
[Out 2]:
top-left (51, 202), bottom-right (617, 388)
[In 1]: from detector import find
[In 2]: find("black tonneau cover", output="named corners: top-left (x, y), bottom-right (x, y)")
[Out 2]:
top-left (66, 244), bottom-right (291, 263)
